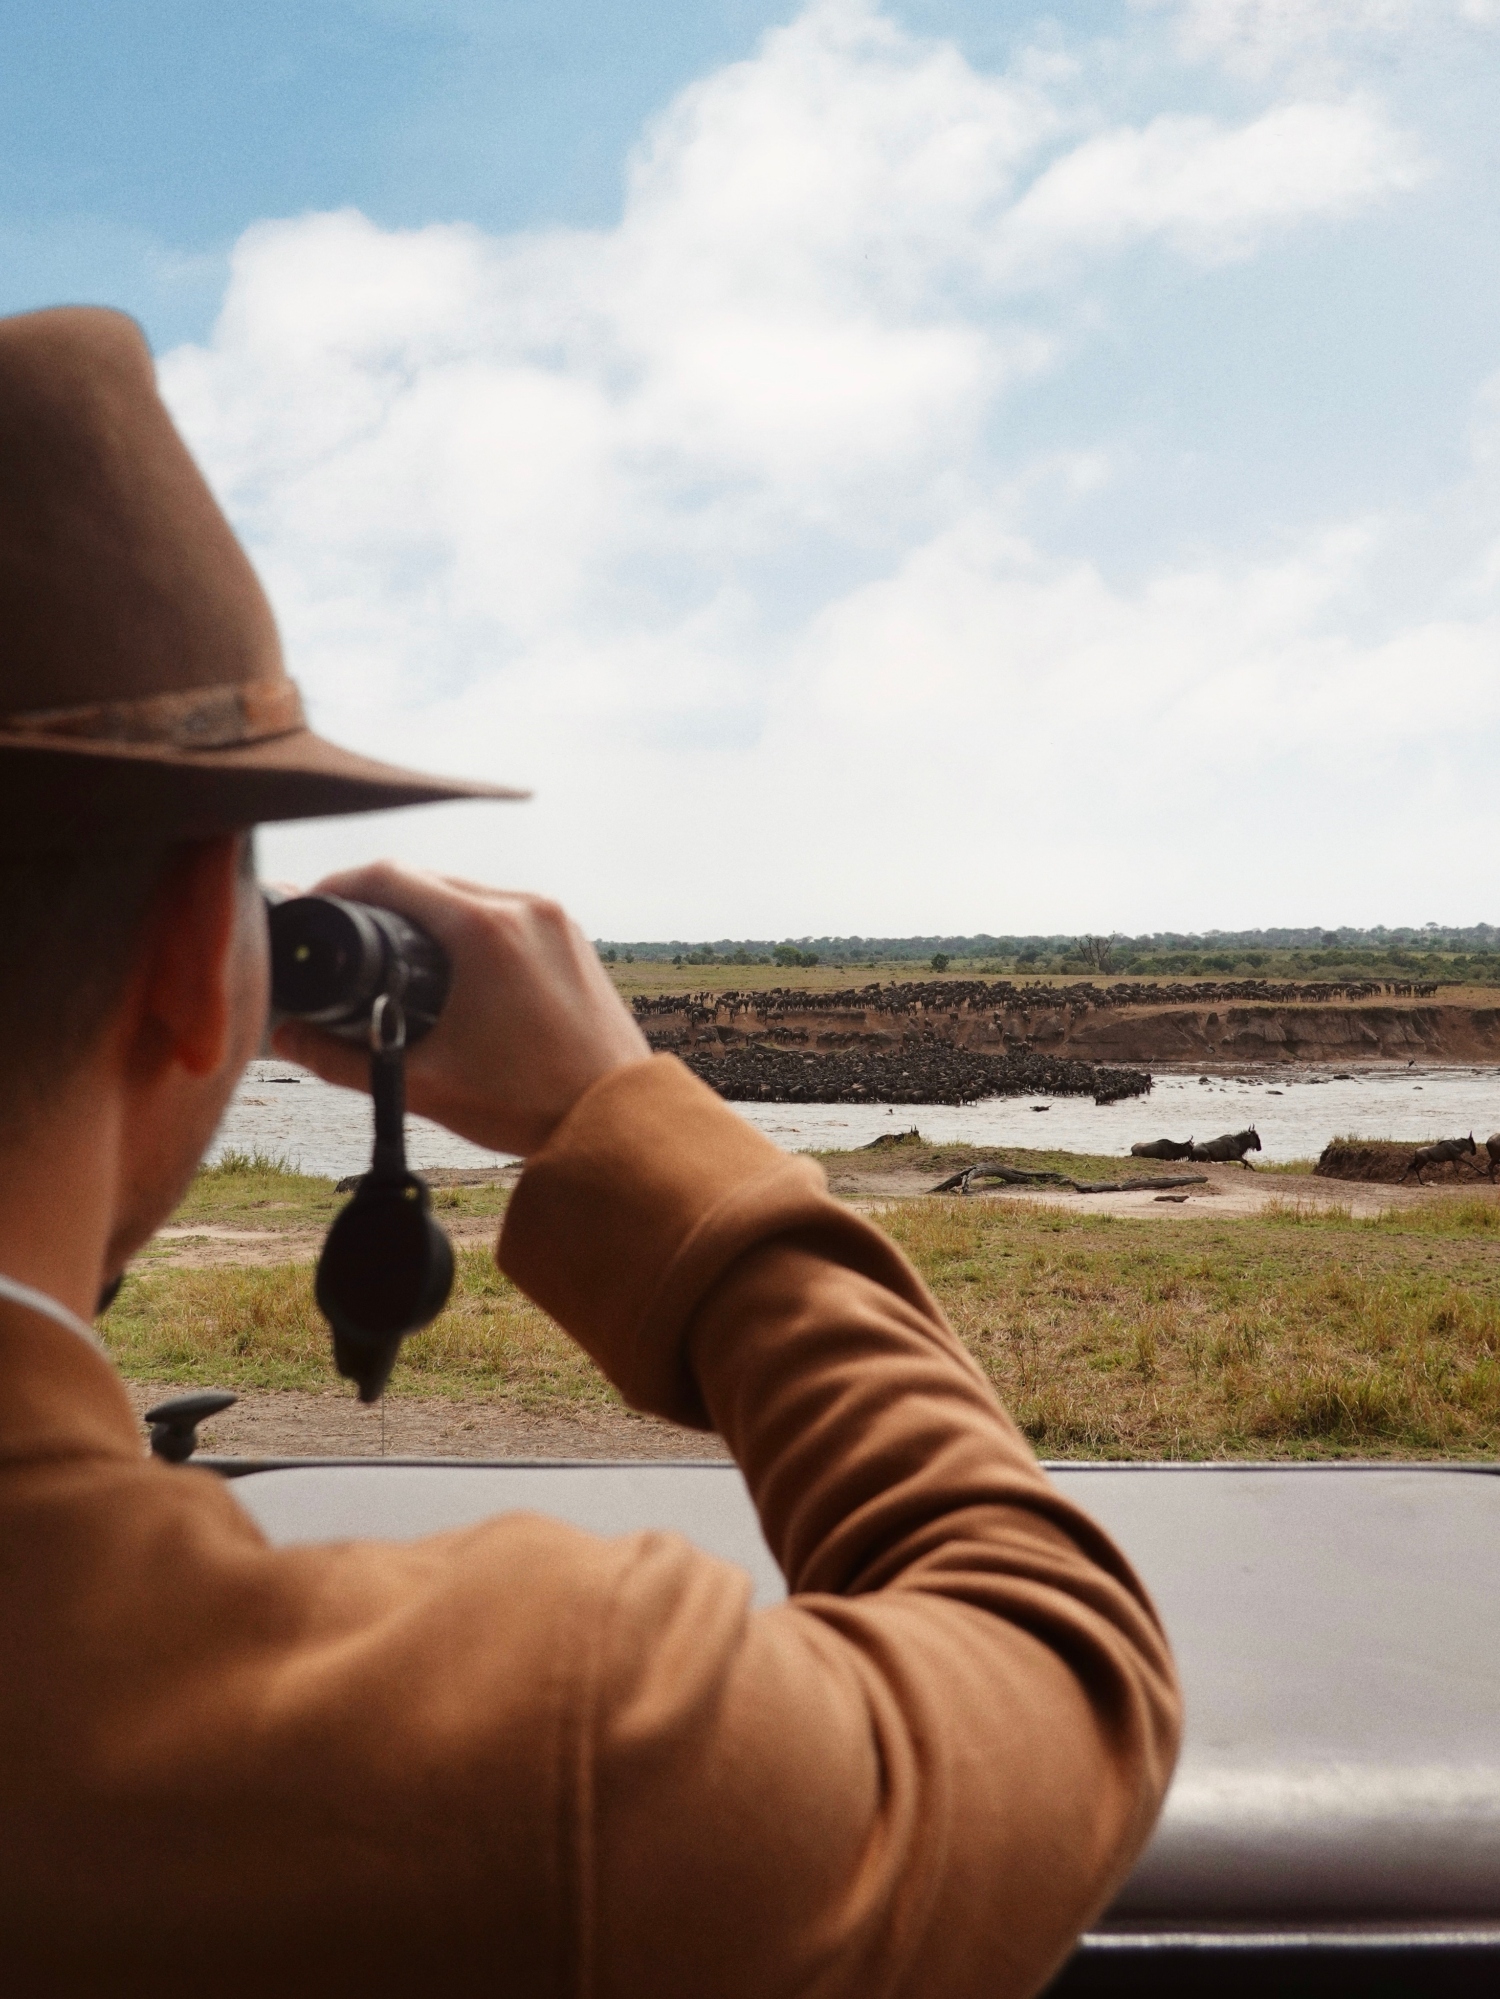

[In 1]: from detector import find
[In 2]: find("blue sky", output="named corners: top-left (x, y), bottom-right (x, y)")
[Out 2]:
top-left (6, 1), bottom-right (1500, 933)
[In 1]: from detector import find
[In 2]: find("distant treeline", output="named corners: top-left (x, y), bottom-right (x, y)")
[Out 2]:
top-left (600, 919), bottom-right (1500, 967)
top-left (592, 919), bottom-right (1500, 983)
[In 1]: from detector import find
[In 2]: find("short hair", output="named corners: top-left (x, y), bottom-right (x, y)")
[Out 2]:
top-left (0, 835), bottom-right (254, 1139)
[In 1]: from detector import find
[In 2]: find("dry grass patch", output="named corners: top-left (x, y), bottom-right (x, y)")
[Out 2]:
top-left (105, 1250), bottom-right (613, 1412)
top-left (877, 1197), bottom-right (1500, 1458)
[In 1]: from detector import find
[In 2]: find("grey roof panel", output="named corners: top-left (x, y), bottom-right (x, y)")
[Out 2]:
top-left (228, 1459), bottom-right (1500, 1921)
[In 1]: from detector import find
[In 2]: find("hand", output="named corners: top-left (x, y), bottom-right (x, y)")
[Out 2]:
top-left (269, 863), bottom-right (651, 1157)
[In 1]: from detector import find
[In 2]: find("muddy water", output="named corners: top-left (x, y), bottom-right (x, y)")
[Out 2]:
top-left (212, 1059), bottom-right (1500, 1176)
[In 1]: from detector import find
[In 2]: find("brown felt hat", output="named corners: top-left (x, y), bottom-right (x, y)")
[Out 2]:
top-left (0, 306), bottom-right (523, 855)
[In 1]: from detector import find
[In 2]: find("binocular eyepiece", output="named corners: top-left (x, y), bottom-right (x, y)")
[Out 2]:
top-left (266, 891), bottom-right (449, 1043)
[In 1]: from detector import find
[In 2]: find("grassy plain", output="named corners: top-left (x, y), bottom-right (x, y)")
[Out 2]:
top-left (605, 961), bottom-right (1500, 1001)
top-left (104, 1147), bottom-right (1500, 1459)
top-left (876, 1196), bottom-right (1500, 1458)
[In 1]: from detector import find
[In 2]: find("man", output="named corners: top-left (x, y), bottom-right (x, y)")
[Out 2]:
top-left (0, 306), bottom-right (1179, 1995)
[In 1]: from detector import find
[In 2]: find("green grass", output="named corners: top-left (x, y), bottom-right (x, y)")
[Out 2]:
top-left (169, 1157), bottom-right (510, 1232)
top-left (813, 1137), bottom-right (1192, 1185)
top-left (172, 1152), bottom-right (343, 1229)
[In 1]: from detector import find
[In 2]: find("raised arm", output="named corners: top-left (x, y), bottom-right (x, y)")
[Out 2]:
top-left (281, 868), bottom-right (1181, 1999)
top-left (502, 1064), bottom-right (1180, 1999)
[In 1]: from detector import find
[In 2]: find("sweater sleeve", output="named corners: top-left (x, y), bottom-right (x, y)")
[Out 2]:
top-left (500, 1056), bottom-right (1181, 1999)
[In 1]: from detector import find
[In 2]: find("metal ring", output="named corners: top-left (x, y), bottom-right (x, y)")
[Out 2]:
top-left (369, 992), bottom-right (407, 1054)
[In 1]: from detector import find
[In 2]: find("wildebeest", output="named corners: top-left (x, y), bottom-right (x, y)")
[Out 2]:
top-left (1403, 1134), bottom-right (1477, 1184)
top-left (1487, 1133), bottom-right (1500, 1182)
top-left (1190, 1128), bottom-right (1262, 1168)
top-left (1130, 1137), bottom-right (1195, 1161)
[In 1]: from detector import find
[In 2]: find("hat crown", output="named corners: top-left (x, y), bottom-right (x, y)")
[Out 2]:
top-left (0, 307), bottom-right (283, 724)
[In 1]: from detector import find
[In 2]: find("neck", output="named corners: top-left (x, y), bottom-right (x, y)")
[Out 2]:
top-left (0, 1076), bottom-right (122, 1323)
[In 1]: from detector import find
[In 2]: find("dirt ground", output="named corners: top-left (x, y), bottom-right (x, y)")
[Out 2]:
top-left (150, 1211), bottom-right (505, 1269)
top-left (123, 1380), bottom-right (727, 1462)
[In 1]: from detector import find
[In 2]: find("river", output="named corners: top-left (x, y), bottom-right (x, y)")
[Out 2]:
top-left (211, 1059), bottom-right (1500, 1177)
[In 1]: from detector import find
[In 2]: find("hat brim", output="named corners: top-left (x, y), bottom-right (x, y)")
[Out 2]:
top-left (0, 727), bottom-right (525, 855)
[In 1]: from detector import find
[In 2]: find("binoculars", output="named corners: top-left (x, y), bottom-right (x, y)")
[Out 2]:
top-left (266, 890), bottom-right (449, 1044)
top-left (263, 890), bottom-right (454, 1404)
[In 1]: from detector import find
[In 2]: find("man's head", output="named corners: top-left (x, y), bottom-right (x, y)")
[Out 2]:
top-left (0, 304), bottom-right (512, 1316)
top-left (0, 832), bottom-right (267, 1292)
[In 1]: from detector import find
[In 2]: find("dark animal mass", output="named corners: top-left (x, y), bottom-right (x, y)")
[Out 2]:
top-left (633, 976), bottom-right (1438, 1022)
top-left (1130, 1137), bottom-right (1196, 1161)
top-left (675, 1045), bottom-right (1150, 1107)
top-left (639, 979), bottom-right (1154, 1103)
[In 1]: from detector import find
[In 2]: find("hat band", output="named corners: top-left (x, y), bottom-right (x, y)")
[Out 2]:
top-left (2, 677), bottom-right (306, 751)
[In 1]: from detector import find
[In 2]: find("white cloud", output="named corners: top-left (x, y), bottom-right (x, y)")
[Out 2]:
top-left (1000, 97), bottom-right (1423, 267)
top-left (158, 0), bottom-right (1481, 934)
top-left (1149, 0), bottom-right (1495, 78)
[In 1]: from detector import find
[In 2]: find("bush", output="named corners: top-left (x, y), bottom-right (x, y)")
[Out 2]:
top-left (201, 1148), bottom-right (298, 1179)
top-left (930, 952), bottom-right (950, 972)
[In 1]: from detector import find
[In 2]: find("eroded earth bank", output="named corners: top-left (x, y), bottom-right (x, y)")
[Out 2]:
top-left (634, 976), bottom-right (1500, 1101)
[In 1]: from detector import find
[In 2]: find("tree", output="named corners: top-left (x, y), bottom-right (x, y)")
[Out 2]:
top-left (1075, 935), bottom-right (1115, 973)
top-left (930, 952), bottom-right (950, 973)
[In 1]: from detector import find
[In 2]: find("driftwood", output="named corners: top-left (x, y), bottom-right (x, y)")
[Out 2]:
top-left (930, 1162), bottom-right (1069, 1191)
top-left (932, 1164), bottom-right (1207, 1197)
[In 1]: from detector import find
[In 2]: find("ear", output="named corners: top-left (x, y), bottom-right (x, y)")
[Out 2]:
top-left (129, 837), bottom-right (247, 1078)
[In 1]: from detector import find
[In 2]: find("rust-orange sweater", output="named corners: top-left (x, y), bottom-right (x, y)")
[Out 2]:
top-left (0, 1057), bottom-right (1179, 1995)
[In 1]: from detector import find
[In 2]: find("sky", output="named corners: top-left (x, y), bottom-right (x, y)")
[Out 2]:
top-left (5, 0), bottom-right (1500, 937)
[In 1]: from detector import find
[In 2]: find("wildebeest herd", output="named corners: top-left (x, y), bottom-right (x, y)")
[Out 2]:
top-left (1131, 1127), bottom-right (1500, 1182)
top-left (1131, 1128), bottom-right (1262, 1168)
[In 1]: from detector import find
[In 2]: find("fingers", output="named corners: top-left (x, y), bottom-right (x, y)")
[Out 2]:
top-left (306, 862), bottom-right (532, 935)
top-left (304, 862), bottom-right (478, 944)
top-left (269, 863), bottom-right (650, 1155)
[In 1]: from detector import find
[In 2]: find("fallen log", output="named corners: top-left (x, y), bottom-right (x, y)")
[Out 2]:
top-left (930, 1163), bottom-right (1072, 1192)
top-left (932, 1165), bottom-right (1207, 1196)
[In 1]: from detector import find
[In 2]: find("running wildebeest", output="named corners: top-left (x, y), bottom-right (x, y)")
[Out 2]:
top-left (1130, 1137), bottom-right (1196, 1161)
top-left (1190, 1128), bottom-right (1262, 1168)
top-left (1403, 1134), bottom-right (1477, 1185)
top-left (1487, 1133), bottom-right (1500, 1183)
